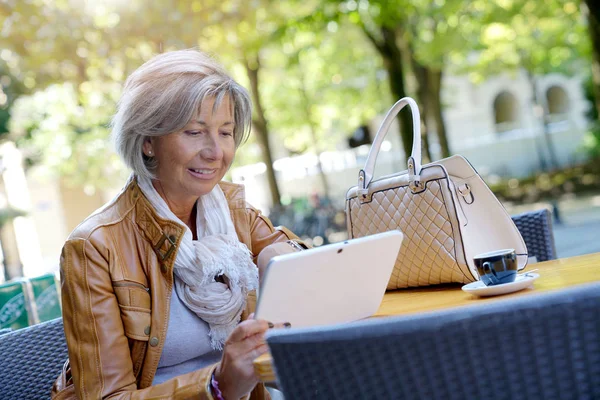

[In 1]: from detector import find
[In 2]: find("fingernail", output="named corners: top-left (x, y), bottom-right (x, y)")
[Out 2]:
top-left (268, 322), bottom-right (274, 329)
top-left (284, 322), bottom-right (292, 328)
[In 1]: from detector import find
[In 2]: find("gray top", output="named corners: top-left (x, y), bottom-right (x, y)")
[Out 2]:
top-left (152, 278), bottom-right (222, 385)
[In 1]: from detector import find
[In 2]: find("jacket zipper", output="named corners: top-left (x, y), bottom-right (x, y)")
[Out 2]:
top-left (113, 281), bottom-right (150, 292)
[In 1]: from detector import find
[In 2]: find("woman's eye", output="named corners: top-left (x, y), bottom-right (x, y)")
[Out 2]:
top-left (185, 130), bottom-right (202, 136)
top-left (220, 131), bottom-right (234, 137)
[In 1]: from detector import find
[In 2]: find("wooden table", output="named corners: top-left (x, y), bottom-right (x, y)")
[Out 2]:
top-left (254, 252), bottom-right (600, 383)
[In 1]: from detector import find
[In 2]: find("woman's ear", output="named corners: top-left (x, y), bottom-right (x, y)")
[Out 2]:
top-left (142, 138), bottom-right (154, 157)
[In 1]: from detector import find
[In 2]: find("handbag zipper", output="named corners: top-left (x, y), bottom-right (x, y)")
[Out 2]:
top-left (113, 281), bottom-right (150, 292)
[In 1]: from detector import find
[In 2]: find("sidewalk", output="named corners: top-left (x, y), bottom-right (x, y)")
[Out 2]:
top-left (505, 193), bottom-right (600, 258)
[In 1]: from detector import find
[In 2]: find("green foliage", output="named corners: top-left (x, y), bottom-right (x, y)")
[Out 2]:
top-left (583, 121), bottom-right (600, 159)
top-left (264, 21), bottom-right (387, 153)
top-left (9, 82), bottom-right (127, 187)
top-left (0, 107), bottom-right (9, 138)
top-left (0, 0), bottom-right (597, 191)
top-left (456, 0), bottom-right (589, 81)
top-left (583, 73), bottom-right (599, 120)
top-left (1, 0), bottom-right (394, 187)
top-left (0, 65), bottom-right (26, 139)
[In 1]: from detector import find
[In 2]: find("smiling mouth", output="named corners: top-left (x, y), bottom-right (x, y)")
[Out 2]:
top-left (188, 168), bottom-right (216, 175)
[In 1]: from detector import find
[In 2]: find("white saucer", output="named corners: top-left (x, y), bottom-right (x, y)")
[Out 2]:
top-left (462, 273), bottom-right (540, 297)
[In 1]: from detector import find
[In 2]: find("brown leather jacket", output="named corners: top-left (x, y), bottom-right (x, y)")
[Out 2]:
top-left (52, 178), bottom-right (297, 399)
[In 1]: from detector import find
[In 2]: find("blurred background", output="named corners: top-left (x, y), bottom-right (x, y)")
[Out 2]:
top-left (0, 0), bottom-right (599, 291)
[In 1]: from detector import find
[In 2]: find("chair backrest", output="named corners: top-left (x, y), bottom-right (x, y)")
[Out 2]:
top-left (0, 318), bottom-right (67, 399)
top-left (267, 282), bottom-right (600, 400)
top-left (511, 208), bottom-right (557, 262)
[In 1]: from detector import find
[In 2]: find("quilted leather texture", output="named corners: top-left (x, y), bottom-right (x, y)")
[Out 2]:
top-left (348, 179), bottom-right (473, 289)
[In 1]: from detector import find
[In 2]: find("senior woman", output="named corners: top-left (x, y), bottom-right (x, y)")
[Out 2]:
top-left (51, 50), bottom-right (302, 400)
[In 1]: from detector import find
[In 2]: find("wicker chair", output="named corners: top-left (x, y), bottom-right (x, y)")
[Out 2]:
top-left (267, 282), bottom-right (600, 400)
top-left (511, 208), bottom-right (557, 262)
top-left (0, 318), bottom-right (67, 399)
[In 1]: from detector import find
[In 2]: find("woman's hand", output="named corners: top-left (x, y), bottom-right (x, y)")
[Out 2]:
top-left (257, 241), bottom-right (303, 286)
top-left (214, 317), bottom-right (274, 399)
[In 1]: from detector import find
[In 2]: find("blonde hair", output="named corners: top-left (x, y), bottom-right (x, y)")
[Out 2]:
top-left (112, 49), bottom-right (252, 179)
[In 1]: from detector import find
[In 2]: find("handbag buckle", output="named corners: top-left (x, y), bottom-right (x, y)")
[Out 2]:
top-left (408, 157), bottom-right (421, 192)
top-left (358, 169), bottom-right (369, 198)
top-left (409, 180), bottom-right (424, 193)
top-left (457, 183), bottom-right (475, 204)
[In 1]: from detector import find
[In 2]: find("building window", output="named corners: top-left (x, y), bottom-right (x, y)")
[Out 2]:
top-left (546, 86), bottom-right (569, 116)
top-left (493, 91), bottom-right (519, 133)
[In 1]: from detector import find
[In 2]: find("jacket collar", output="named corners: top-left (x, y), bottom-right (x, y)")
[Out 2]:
top-left (121, 176), bottom-right (247, 267)
top-left (217, 180), bottom-right (247, 210)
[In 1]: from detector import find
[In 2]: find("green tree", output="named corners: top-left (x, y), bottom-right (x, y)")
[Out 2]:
top-left (403, 0), bottom-right (466, 159)
top-left (299, 1), bottom-right (415, 156)
top-left (1, 1), bottom-right (141, 186)
top-left (583, 0), bottom-right (600, 117)
top-left (0, 206), bottom-right (26, 280)
top-left (298, 0), bottom-right (461, 161)
top-left (265, 22), bottom-right (387, 199)
top-left (1, 1), bottom-right (288, 200)
top-left (9, 82), bottom-right (125, 188)
top-left (0, 66), bottom-right (24, 139)
top-left (461, 0), bottom-right (587, 171)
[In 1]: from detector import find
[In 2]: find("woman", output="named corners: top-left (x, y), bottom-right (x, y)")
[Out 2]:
top-left (52, 49), bottom-right (302, 400)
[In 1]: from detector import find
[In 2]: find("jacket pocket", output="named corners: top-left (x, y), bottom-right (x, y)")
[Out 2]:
top-left (113, 281), bottom-right (151, 341)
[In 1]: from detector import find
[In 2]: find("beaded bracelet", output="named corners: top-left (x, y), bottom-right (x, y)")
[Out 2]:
top-left (210, 371), bottom-right (225, 400)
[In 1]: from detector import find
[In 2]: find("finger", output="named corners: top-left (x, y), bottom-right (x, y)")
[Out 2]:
top-left (242, 331), bottom-right (269, 351)
top-left (246, 343), bottom-right (270, 362)
top-left (227, 319), bottom-right (270, 343)
top-left (238, 342), bottom-right (269, 365)
top-left (248, 313), bottom-right (255, 319)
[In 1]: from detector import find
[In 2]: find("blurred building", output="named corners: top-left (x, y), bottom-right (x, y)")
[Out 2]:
top-left (442, 71), bottom-right (588, 176)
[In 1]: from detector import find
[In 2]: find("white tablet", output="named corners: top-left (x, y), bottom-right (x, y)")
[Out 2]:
top-left (255, 230), bottom-right (403, 328)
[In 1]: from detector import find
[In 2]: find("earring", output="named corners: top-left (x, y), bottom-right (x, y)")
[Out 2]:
top-left (148, 150), bottom-right (153, 156)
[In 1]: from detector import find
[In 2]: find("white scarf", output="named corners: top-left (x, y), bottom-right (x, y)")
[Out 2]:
top-left (137, 176), bottom-right (258, 350)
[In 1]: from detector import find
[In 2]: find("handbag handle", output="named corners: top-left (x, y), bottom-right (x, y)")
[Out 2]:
top-left (358, 97), bottom-right (422, 196)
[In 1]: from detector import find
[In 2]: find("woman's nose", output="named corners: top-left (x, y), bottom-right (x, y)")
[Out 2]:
top-left (199, 136), bottom-right (223, 161)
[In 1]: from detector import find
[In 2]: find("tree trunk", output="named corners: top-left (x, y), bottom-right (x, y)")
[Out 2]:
top-left (428, 69), bottom-right (451, 158)
top-left (299, 71), bottom-right (331, 202)
top-left (0, 234), bottom-right (8, 282)
top-left (363, 26), bottom-right (414, 157)
top-left (0, 222), bottom-right (23, 280)
top-left (584, 0), bottom-right (600, 118)
top-left (244, 55), bottom-right (282, 207)
top-left (410, 58), bottom-right (432, 163)
top-left (527, 70), bottom-right (560, 170)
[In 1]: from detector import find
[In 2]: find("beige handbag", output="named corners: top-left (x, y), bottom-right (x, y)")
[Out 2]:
top-left (345, 98), bottom-right (528, 289)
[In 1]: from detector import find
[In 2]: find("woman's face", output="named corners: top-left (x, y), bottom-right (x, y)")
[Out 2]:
top-left (144, 95), bottom-right (236, 205)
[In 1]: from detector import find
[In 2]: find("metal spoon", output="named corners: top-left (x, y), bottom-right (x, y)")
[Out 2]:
top-left (521, 268), bottom-right (539, 278)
